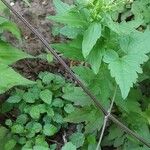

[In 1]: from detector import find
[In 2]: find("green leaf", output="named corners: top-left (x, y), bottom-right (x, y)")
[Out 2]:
top-left (103, 49), bottom-right (119, 63)
top-left (53, 0), bottom-right (73, 14)
top-left (0, 21), bottom-right (21, 40)
top-left (16, 114), bottom-right (28, 125)
top-left (33, 146), bottom-right (49, 150)
top-left (40, 89), bottom-right (53, 105)
top-left (87, 44), bottom-right (104, 74)
top-left (62, 87), bottom-right (91, 106)
top-left (43, 124), bottom-right (57, 136)
top-left (107, 31), bottom-right (150, 99)
top-left (82, 22), bottom-right (101, 58)
top-left (51, 36), bottom-right (84, 61)
top-left (0, 1), bottom-right (7, 13)
top-left (62, 142), bottom-right (76, 150)
top-left (0, 64), bottom-right (35, 94)
top-left (69, 132), bottom-right (85, 148)
top-left (4, 139), bottom-right (16, 150)
top-left (47, 11), bottom-right (86, 27)
top-left (7, 95), bottom-right (21, 103)
top-left (52, 98), bottom-right (64, 108)
top-left (11, 124), bottom-right (24, 134)
top-left (23, 92), bottom-right (36, 103)
top-left (60, 26), bottom-right (83, 39)
top-left (0, 40), bottom-right (33, 65)
top-left (29, 105), bottom-right (40, 119)
top-left (64, 104), bottom-right (75, 114)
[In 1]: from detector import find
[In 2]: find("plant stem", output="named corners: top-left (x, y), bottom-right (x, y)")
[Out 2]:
top-left (96, 85), bottom-right (117, 150)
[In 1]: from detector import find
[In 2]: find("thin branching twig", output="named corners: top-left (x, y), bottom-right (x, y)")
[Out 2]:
top-left (96, 85), bottom-right (117, 150)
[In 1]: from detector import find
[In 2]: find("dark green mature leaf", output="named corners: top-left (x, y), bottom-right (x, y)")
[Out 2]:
top-left (0, 40), bottom-right (33, 65)
top-left (47, 11), bottom-right (87, 27)
top-left (0, 64), bottom-right (35, 94)
top-left (82, 22), bottom-right (101, 58)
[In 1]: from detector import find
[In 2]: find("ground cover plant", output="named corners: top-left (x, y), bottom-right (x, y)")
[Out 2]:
top-left (0, 0), bottom-right (150, 150)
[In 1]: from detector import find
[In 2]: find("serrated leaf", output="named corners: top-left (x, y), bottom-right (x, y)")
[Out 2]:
top-left (40, 89), bottom-right (53, 105)
top-left (64, 104), bottom-right (75, 114)
top-left (11, 124), bottom-right (24, 134)
top-left (7, 95), bottom-right (21, 103)
top-left (69, 132), bottom-right (85, 148)
top-left (60, 26), bottom-right (83, 39)
top-left (29, 106), bottom-right (40, 119)
top-left (62, 142), bottom-right (76, 150)
top-left (53, 0), bottom-right (73, 14)
top-left (108, 31), bottom-right (150, 99)
top-left (103, 49), bottom-right (119, 63)
top-left (82, 22), bottom-right (101, 58)
top-left (0, 40), bottom-right (33, 65)
top-left (47, 11), bottom-right (86, 27)
top-left (43, 124), bottom-right (57, 136)
top-left (23, 92), bottom-right (36, 103)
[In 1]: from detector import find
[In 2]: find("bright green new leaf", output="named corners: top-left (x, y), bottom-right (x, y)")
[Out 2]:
top-left (108, 31), bottom-right (150, 99)
top-left (53, 0), bottom-right (73, 14)
top-left (0, 64), bottom-right (35, 94)
top-left (64, 104), bottom-right (75, 114)
top-left (40, 89), bottom-right (53, 105)
top-left (62, 142), bottom-right (76, 150)
top-left (33, 146), bottom-right (49, 150)
top-left (0, 1), bottom-right (7, 13)
top-left (0, 40), bottom-right (33, 65)
top-left (47, 11), bottom-right (87, 27)
top-left (82, 22), bottom-right (101, 58)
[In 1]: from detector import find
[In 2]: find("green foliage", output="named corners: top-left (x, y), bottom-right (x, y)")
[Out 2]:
top-left (48, 0), bottom-right (150, 99)
top-left (0, 16), bottom-right (35, 94)
top-left (2, 72), bottom-right (86, 149)
top-left (61, 142), bottom-right (76, 150)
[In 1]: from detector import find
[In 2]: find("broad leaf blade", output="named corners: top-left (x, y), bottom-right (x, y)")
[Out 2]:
top-left (0, 64), bottom-right (35, 94)
top-left (47, 11), bottom-right (87, 28)
top-left (0, 40), bottom-right (33, 65)
top-left (108, 31), bottom-right (150, 99)
top-left (82, 22), bottom-right (101, 58)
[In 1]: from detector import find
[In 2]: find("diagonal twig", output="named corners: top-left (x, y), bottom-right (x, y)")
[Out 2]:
top-left (1, 0), bottom-right (150, 147)
top-left (96, 85), bottom-right (117, 150)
